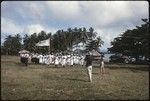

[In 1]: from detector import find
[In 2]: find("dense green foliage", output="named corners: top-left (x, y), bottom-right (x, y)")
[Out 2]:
top-left (23, 31), bottom-right (51, 54)
top-left (108, 19), bottom-right (149, 59)
top-left (1, 27), bottom-right (103, 55)
top-left (2, 34), bottom-right (22, 55)
top-left (85, 36), bottom-right (104, 52)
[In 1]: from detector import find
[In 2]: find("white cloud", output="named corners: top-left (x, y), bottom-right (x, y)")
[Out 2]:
top-left (78, 1), bottom-right (148, 51)
top-left (46, 1), bottom-right (80, 21)
top-left (1, 17), bottom-right (23, 34)
top-left (129, 1), bottom-right (149, 17)
top-left (79, 1), bottom-right (134, 28)
top-left (1, 17), bottom-right (57, 37)
top-left (1, 1), bottom-right (47, 24)
top-left (23, 24), bottom-right (57, 35)
top-left (1, 17), bottom-right (24, 45)
top-left (17, 2), bottom-right (46, 22)
top-left (1, 1), bottom-right (148, 50)
top-left (95, 28), bottom-right (113, 51)
top-left (95, 26), bottom-right (130, 51)
top-left (23, 24), bottom-right (44, 35)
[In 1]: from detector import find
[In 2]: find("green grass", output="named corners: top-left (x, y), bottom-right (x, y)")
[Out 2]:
top-left (1, 55), bottom-right (149, 100)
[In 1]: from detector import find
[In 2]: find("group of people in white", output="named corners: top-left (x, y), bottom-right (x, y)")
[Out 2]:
top-left (20, 51), bottom-right (105, 82)
top-left (30, 53), bottom-right (85, 67)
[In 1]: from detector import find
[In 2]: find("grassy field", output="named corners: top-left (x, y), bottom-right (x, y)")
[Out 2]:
top-left (1, 55), bottom-right (149, 100)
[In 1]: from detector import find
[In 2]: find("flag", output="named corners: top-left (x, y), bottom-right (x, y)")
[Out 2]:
top-left (36, 38), bottom-right (50, 46)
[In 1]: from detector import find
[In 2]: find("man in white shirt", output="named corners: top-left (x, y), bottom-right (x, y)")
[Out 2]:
top-left (84, 52), bottom-right (93, 82)
top-left (39, 54), bottom-right (43, 64)
top-left (55, 56), bottom-right (59, 67)
top-left (61, 56), bottom-right (66, 67)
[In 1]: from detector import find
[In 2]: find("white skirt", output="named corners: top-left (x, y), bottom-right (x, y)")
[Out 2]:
top-left (39, 57), bottom-right (43, 63)
top-left (61, 59), bottom-right (66, 66)
top-left (55, 59), bottom-right (59, 65)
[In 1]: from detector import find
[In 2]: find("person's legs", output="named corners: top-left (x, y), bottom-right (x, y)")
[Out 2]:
top-left (87, 65), bottom-right (92, 82)
top-left (100, 62), bottom-right (102, 74)
top-left (101, 61), bottom-right (105, 73)
top-left (100, 61), bottom-right (105, 75)
top-left (25, 58), bottom-right (28, 66)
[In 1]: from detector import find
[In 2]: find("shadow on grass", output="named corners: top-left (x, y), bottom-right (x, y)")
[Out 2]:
top-left (14, 62), bottom-right (31, 68)
top-left (15, 62), bottom-right (26, 66)
top-left (93, 63), bottom-right (149, 72)
top-left (106, 65), bottom-right (149, 72)
top-left (63, 77), bottom-right (89, 82)
top-left (92, 72), bottom-right (99, 75)
top-left (57, 76), bottom-right (89, 82)
top-left (42, 73), bottom-right (88, 82)
top-left (46, 65), bottom-right (66, 68)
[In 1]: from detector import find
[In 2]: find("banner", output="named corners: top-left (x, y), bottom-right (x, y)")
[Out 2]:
top-left (36, 38), bottom-right (50, 46)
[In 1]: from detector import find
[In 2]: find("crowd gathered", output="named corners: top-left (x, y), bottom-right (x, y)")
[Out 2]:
top-left (20, 52), bottom-right (85, 67)
top-left (19, 51), bottom-right (105, 82)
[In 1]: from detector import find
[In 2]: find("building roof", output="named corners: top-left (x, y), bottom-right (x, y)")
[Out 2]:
top-left (90, 49), bottom-right (101, 56)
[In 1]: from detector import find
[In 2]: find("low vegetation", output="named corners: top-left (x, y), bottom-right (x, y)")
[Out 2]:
top-left (1, 56), bottom-right (149, 100)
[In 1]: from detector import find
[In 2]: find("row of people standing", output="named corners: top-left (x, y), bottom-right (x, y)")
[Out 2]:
top-left (19, 51), bottom-right (105, 82)
top-left (30, 53), bottom-right (85, 67)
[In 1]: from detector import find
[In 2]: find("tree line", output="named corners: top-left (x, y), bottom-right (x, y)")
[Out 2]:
top-left (108, 19), bottom-right (149, 60)
top-left (1, 27), bottom-right (104, 55)
top-left (2, 18), bottom-right (148, 58)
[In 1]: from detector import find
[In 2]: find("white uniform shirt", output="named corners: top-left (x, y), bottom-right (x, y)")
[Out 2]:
top-left (39, 55), bottom-right (43, 64)
top-left (70, 57), bottom-right (74, 66)
top-left (55, 56), bottom-right (59, 65)
top-left (61, 56), bottom-right (66, 66)
top-left (45, 55), bottom-right (49, 65)
top-left (21, 53), bottom-right (29, 58)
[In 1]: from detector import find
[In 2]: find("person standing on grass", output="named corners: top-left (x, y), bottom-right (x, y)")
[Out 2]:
top-left (61, 56), bottom-right (66, 67)
top-left (20, 53), bottom-right (29, 66)
top-left (54, 55), bottom-right (59, 67)
top-left (70, 55), bottom-right (74, 66)
top-left (100, 54), bottom-right (105, 74)
top-left (84, 52), bottom-right (93, 82)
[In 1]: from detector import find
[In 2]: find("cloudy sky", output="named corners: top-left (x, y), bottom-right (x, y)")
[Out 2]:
top-left (1, 1), bottom-right (149, 51)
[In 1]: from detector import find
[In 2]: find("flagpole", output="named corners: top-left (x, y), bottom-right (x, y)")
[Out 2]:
top-left (49, 37), bottom-right (51, 54)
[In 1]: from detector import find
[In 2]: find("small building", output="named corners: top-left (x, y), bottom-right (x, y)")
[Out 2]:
top-left (90, 49), bottom-right (102, 60)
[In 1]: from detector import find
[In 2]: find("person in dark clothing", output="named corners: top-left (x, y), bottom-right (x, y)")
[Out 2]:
top-left (20, 53), bottom-right (29, 66)
top-left (84, 53), bottom-right (93, 82)
top-left (31, 57), bottom-right (39, 64)
top-left (20, 57), bottom-right (28, 66)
